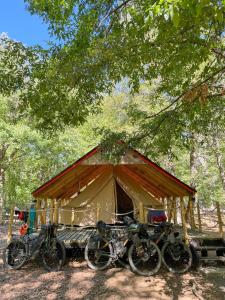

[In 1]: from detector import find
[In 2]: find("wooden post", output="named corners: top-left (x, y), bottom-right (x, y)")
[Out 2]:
top-left (185, 198), bottom-right (191, 223)
top-left (168, 197), bottom-right (174, 222)
top-left (139, 201), bottom-right (144, 223)
top-left (173, 197), bottom-right (177, 225)
top-left (39, 200), bottom-right (44, 224)
top-left (50, 199), bottom-right (54, 223)
top-left (71, 208), bottom-right (75, 228)
top-left (54, 200), bottom-right (59, 224)
top-left (58, 199), bottom-right (61, 224)
top-left (166, 198), bottom-right (170, 218)
top-left (161, 198), bottom-right (165, 209)
top-left (144, 207), bottom-right (148, 223)
top-left (36, 199), bottom-right (40, 229)
top-left (180, 197), bottom-right (188, 242)
top-left (197, 201), bottom-right (202, 232)
top-left (7, 205), bottom-right (14, 242)
top-left (42, 199), bottom-right (47, 224)
top-left (189, 197), bottom-right (196, 229)
top-left (216, 201), bottom-right (223, 237)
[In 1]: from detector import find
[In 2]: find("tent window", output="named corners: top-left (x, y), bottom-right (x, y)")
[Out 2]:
top-left (116, 182), bottom-right (134, 220)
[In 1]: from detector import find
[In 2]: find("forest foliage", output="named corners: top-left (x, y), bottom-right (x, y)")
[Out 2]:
top-left (0, 1), bottom-right (224, 215)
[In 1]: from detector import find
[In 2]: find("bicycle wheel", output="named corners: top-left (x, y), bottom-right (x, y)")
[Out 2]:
top-left (3, 239), bottom-right (27, 270)
top-left (85, 236), bottom-right (113, 270)
top-left (162, 241), bottom-right (192, 274)
top-left (40, 239), bottom-right (66, 272)
top-left (128, 239), bottom-right (162, 276)
top-left (117, 249), bottom-right (130, 269)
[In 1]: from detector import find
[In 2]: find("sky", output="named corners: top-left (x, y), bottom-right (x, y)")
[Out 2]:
top-left (0, 0), bottom-right (50, 47)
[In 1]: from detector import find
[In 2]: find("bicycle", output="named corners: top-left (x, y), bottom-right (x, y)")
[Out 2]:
top-left (152, 222), bottom-right (193, 274)
top-left (3, 223), bottom-right (66, 272)
top-left (85, 219), bottom-right (162, 276)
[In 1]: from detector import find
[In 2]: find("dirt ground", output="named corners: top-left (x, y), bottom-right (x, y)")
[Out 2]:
top-left (0, 225), bottom-right (225, 300)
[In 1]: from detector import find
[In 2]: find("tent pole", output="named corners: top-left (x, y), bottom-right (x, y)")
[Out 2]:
top-left (71, 208), bottom-right (75, 229)
top-left (40, 200), bottom-right (44, 225)
top-left (216, 201), bottom-right (223, 237)
top-left (113, 175), bottom-right (117, 224)
top-left (139, 201), bottom-right (144, 223)
top-left (197, 201), bottom-right (202, 232)
top-left (165, 197), bottom-right (169, 219)
top-left (36, 199), bottom-right (40, 229)
top-left (7, 205), bottom-right (14, 242)
top-left (189, 196), bottom-right (196, 229)
top-left (168, 197), bottom-right (172, 222)
top-left (173, 197), bottom-right (177, 224)
top-left (58, 199), bottom-right (61, 224)
top-left (185, 197), bottom-right (191, 224)
top-left (161, 197), bottom-right (165, 209)
top-left (54, 199), bottom-right (59, 224)
top-left (43, 199), bottom-right (47, 224)
top-left (50, 199), bottom-right (54, 223)
top-left (180, 197), bottom-right (188, 242)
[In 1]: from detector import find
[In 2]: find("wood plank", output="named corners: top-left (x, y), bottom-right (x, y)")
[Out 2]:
top-left (41, 166), bottom-right (90, 198)
top-left (61, 166), bottom-right (108, 199)
top-left (120, 166), bottom-right (165, 198)
top-left (74, 228), bottom-right (86, 242)
top-left (127, 165), bottom-right (172, 197)
top-left (139, 165), bottom-right (188, 196)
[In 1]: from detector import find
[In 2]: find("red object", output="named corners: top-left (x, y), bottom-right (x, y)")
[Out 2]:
top-left (19, 224), bottom-right (28, 236)
top-left (18, 211), bottom-right (24, 221)
top-left (152, 215), bottom-right (167, 223)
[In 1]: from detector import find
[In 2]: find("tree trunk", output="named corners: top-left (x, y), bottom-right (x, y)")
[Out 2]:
top-left (0, 168), bottom-right (5, 224)
top-left (188, 133), bottom-right (198, 226)
top-left (213, 135), bottom-right (225, 192)
top-left (0, 144), bottom-right (9, 225)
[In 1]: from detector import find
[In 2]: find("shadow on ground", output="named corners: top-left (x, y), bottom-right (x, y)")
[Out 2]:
top-left (1, 248), bottom-right (225, 300)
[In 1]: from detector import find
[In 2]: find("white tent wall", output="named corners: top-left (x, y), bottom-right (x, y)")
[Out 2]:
top-left (59, 165), bottom-right (163, 225)
top-left (60, 167), bottom-right (116, 225)
top-left (115, 167), bottom-right (163, 221)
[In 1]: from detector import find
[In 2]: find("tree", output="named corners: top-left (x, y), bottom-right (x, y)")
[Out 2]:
top-left (0, 1), bottom-right (224, 131)
top-left (0, 94), bottom-right (94, 222)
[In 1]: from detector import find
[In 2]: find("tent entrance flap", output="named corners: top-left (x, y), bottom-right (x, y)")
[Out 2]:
top-left (116, 181), bottom-right (134, 220)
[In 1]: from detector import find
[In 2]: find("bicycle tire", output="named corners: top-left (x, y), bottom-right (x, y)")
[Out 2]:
top-left (41, 239), bottom-right (66, 272)
top-left (85, 237), bottom-right (113, 271)
top-left (128, 239), bottom-right (162, 276)
top-left (161, 241), bottom-right (192, 274)
top-left (3, 239), bottom-right (27, 270)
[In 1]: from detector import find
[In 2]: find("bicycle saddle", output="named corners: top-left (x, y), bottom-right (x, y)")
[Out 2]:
top-left (123, 216), bottom-right (135, 226)
top-left (96, 220), bottom-right (111, 234)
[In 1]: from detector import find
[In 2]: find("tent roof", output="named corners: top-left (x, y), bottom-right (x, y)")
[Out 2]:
top-left (32, 144), bottom-right (196, 200)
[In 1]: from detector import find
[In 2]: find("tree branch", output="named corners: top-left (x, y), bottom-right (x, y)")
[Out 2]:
top-left (146, 66), bottom-right (225, 119)
top-left (98, 0), bottom-right (132, 28)
top-left (212, 48), bottom-right (225, 59)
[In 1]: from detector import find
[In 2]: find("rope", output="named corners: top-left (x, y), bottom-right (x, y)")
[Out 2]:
top-left (36, 207), bottom-right (137, 216)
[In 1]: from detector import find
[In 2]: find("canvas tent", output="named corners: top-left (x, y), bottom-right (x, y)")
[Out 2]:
top-left (32, 145), bottom-right (196, 226)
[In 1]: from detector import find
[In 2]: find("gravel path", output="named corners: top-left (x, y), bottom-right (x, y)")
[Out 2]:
top-left (0, 225), bottom-right (225, 300)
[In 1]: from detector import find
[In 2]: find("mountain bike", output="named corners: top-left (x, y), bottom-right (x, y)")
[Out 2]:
top-left (152, 222), bottom-right (193, 274)
top-left (3, 223), bottom-right (66, 272)
top-left (85, 221), bottom-right (128, 271)
top-left (85, 219), bottom-right (162, 276)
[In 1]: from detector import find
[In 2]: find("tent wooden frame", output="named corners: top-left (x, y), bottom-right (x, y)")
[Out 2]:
top-left (31, 144), bottom-right (198, 239)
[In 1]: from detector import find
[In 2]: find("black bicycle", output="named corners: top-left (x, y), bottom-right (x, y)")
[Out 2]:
top-left (85, 221), bottom-right (128, 271)
top-left (85, 219), bottom-right (162, 276)
top-left (3, 223), bottom-right (66, 272)
top-left (152, 222), bottom-right (193, 274)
